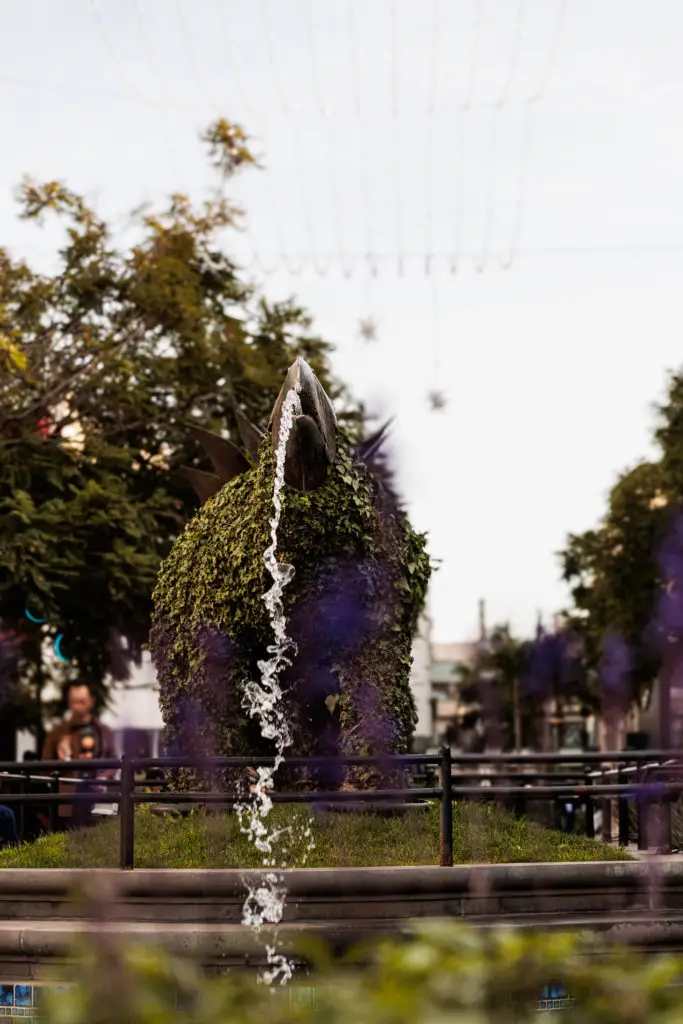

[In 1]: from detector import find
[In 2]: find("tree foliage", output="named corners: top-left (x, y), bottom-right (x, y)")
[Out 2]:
top-left (453, 624), bottom-right (545, 750)
top-left (0, 118), bottom-right (362, 726)
top-left (151, 427), bottom-right (431, 791)
top-left (42, 920), bottom-right (683, 1024)
top-left (560, 371), bottom-right (683, 708)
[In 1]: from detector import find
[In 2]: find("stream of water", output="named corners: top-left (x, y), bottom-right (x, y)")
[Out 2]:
top-left (235, 384), bottom-right (315, 986)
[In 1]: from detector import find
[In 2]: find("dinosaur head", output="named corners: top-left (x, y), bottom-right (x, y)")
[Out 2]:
top-left (181, 357), bottom-right (355, 503)
top-left (268, 356), bottom-right (337, 491)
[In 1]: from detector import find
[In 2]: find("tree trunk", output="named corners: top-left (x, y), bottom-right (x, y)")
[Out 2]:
top-left (34, 642), bottom-right (45, 756)
top-left (513, 678), bottom-right (522, 750)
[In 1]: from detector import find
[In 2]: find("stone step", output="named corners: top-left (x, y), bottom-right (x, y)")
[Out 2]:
top-left (1, 863), bottom-right (682, 924)
top-left (0, 913), bottom-right (682, 981)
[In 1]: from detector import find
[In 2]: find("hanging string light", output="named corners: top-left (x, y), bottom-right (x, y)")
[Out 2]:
top-left (358, 317), bottom-right (378, 343)
top-left (426, 273), bottom-right (447, 411)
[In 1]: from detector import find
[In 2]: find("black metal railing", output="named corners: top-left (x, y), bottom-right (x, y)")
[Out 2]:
top-left (0, 749), bottom-right (681, 868)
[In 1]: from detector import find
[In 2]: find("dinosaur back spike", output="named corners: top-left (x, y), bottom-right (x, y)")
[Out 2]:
top-left (232, 404), bottom-right (265, 463)
top-left (186, 425), bottom-right (250, 483)
top-left (355, 419), bottom-right (394, 463)
top-left (180, 466), bottom-right (223, 505)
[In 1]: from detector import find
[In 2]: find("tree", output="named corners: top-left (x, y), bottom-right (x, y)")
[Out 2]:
top-left (453, 624), bottom-right (544, 751)
top-left (0, 118), bottom-right (363, 740)
top-left (560, 370), bottom-right (683, 712)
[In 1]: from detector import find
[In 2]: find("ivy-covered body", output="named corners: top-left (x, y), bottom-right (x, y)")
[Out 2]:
top-left (150, 362), bottom-right (431, 790)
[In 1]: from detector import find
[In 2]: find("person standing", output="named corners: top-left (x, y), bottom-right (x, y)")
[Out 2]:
top-left (42, 681), bottom-right (117, 828)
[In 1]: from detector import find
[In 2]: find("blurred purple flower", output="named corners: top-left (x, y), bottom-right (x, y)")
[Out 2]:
top-left (524, 633), bottom-right (559, 698)
top-left (647, 513), bottom-right (683, 652)
top-left (288, 559), bottom-right (386, 670)
top-left (599, 633), bottom-right (631, 692)
top-left (655, 516), bottom-right (683, 643)
top-left (598, 632), bottom-right (631, 722)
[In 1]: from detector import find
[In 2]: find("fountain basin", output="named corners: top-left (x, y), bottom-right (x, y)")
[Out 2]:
top-left (0, 861), bottom-right (681, 979)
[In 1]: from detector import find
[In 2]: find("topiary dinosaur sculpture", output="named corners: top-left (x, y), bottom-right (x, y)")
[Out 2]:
top-left (149, 357), bottom-right (431, 790)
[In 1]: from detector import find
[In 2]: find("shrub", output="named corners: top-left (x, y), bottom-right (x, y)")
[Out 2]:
top-left (41, 921), bottom-right (683, 1024)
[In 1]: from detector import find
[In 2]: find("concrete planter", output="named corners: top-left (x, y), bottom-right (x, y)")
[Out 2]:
top-left (0, 861), bottom-right (682, 978)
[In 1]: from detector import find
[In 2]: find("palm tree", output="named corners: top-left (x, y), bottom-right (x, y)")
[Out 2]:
top-left (453, 624), bottom-right (532, 751)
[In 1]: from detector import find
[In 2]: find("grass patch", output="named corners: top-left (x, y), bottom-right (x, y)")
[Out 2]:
top-left (0, 801), bottom-right (632, 869)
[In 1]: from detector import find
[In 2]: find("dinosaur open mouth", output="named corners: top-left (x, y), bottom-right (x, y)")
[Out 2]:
top-left (268, 357), bottom-right (337, 491)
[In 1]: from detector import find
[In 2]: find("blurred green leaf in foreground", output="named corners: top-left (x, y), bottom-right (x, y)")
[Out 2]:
top-left (41, 920), bottom-right (683, 1024)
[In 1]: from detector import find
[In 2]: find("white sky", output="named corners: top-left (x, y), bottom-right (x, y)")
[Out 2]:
top-left (2, 0), bottom-right (683, 643)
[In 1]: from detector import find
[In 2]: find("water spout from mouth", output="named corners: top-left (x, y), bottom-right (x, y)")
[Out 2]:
top-left (235, 384), bottom-right (314, 986)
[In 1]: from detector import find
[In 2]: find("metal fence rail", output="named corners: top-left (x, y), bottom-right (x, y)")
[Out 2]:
top-left (0, 749), bottom-right (681, 868)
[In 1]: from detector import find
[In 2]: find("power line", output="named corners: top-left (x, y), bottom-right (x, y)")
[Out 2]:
top-left (237, 241), bottom-right (683, 277)
top-left (130, 0), bottom-right (186, 187)
top-left (477, 0), bottom-right (526, 272)
top-left (390, 0), bottom-right (403, 277)
top-left (175, 0), bottom-right (222, 115)
top-left (424, 0), bottom-right (443, 276)
top-left (431, 272), bottom-right (441, 379)
top-left (211, 0), bottom-right (279, 276)
top-left (260, 0), bottom-right (321, 276)
top-left (348, 0), bottom-right (375, 273)
top-left (212, 0), bottom-right (279, 276)
top-left (462, 0), bottom-right (485, 112)
top-left (530, 0), bottom-right (569, 104)
top-left (87, 0), bottom-right (181, 179)
top-left (498, 102), bottom-right (532, 270)
top-left (305, 0), bottom-right (342, 276)
top-left (451, 0), bottom-right (485, 274)
top-left (214, 0), bottom-right (260, 126)
top-left (305, 0), bottom-right (329, 119)
top-left (500, 0), bottom-right (569, 269)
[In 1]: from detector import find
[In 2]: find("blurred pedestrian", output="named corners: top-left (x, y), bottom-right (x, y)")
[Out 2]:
top-left (0, 806), bottom-right (18, 848)
top-left (42, 681), bottom-right (117, 829)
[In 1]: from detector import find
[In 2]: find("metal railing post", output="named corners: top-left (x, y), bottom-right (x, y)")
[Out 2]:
top-left (584, 770), bottom-right (595, 839)
top-left (658, 762), bottom-right (673, 853)
top-left (439, 746), bottom-right (453, 867)
top-left (618, 768), bottom-right (630, 847)
top-left (637, 767), bottom-right (649, 851)
top-left (660, 797), bottom-right (673, 854)
top-left (18, 774), bottom-right (25, 843)
top-left (49, 772), bottom-right (58, 833)
top-left (119, 756), bottom-right (135, 870)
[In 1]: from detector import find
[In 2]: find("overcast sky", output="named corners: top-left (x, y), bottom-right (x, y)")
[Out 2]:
top-left (3, 0), bottom-right (683, 643)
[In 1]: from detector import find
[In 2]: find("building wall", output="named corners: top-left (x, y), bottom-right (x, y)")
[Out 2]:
top-left (17, 647), bottom-right (165, 760)
top-left (409, 613), bottom-right (433, 749)
top-left (430, 642), bottom-right (478, 745)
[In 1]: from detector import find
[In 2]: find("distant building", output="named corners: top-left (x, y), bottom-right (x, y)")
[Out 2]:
top-left (430, 641), bottom-right (478, 747)
top-left (16, 646), bottom-right (164, 760)
top-left (99, 651), bottom-right (164, 758)
top-left (409, 613), bottom-right (433, 752)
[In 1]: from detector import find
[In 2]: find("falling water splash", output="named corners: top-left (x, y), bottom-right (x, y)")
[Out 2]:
top-left (235, 385), bottom-right (314, 987)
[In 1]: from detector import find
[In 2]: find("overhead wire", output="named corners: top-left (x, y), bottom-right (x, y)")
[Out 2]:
top-left (174, 0), bottom-right (222, 116)
top-left (390, 0), bottom-right (404, 277)
top-left (305, 0), bottom-right (341, 277)
top-left (476, 0), bottom-right (526, 272)
top-left (429, 271), bottom-right (443, 400)
top-left (0, 70), bottom-right (210, 114)
top-left (451, 0), bottom-right (484, 275)
top-left (172, 0), bottom-right (251, 276)
top-left (500, 0), bottom-right (569, 269)
top-left (129, 0), bottom-right (187, 190)
top-left (286, 242), bottom-right (683, 259)
top-left (214, 0), bottom-right (259, 125)
top-left (213, 0), bottom-right (279, 277)
top-left (260, 0), bottom-right (318, 275)
top-left (176, 0), bottom-right (277, 278)
top-left (348, 0), bottom-right (376, 279)
top-left (423, 0), bottom-right (442, 277)
top-left (423, 0), bottom-right (445, 395)
top-left (87, 0), bottom-right (182, 182)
